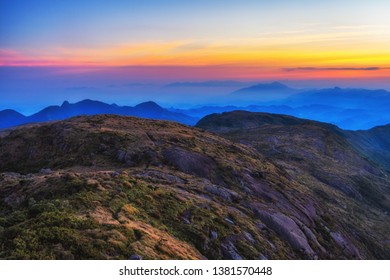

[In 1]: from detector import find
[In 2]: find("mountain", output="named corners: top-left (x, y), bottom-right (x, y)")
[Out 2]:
top-left (235, 81), bottom-right (292, 92)
top-left (0, 100), bottom-right (197, 129)
top-left (231, 82), bottom-right (299, 101)
top-left (171, 103), bottom-right (388, 130)
top-left (0, 114), bottom-right (389, 259)
top-left (196, 111), bottom-right (390, 257)
top-left (283, 87), bottom-right (390, 109)
top-left (346, 124), bottom-right (390, 171)
top-left (0, 110), bottom-right (27, 129)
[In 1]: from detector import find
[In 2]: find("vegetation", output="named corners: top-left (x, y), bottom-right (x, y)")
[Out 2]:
top-left (0, 114), bottom-right (389, 259)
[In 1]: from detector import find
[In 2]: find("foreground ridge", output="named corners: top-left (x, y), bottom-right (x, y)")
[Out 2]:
top-left (0, 114), bottom-right (389, 259)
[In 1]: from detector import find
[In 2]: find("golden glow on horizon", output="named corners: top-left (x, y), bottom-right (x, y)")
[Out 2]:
top-left (1, 31), bottom-right (390, 81)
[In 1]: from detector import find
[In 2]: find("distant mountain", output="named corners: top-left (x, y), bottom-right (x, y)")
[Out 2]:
top-left (235, 81), bottom-right (291, 92)
top-left (233, 81), bottom-right (297, 95)
top-left (228, 82), bottom-right (300, 103)
top-left (284, 87), bottom-right (390, 109)
top-left (0, 100), bottom-right (197, 129)
top-left (171, 103), bottom-right (390, 130)
top-left (0, 109), bottom-right (27, 128)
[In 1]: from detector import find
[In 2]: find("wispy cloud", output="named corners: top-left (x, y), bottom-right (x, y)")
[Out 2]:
top-left (283, 67), bottom-right (390, 72)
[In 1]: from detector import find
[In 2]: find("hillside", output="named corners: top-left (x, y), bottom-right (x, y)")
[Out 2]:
top-left (196, 111), bottom-right (390, 209)
top-left (346, 124), bottom-right (390, 171)
top-left (0, 114), bottom-right (389, 259)
top-left (196, 111), bottom-right (390, 256)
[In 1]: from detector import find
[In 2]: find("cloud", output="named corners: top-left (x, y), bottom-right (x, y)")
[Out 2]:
top-left (283, 67), bottom-right (390, 72)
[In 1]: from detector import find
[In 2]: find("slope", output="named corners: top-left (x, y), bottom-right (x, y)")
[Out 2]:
top-left (0, 115), bottom-right (389, 259)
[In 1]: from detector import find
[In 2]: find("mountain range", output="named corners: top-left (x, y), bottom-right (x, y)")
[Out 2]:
top-left (2, 83), bottom-right (390, 130)
top-left (0, 99), bottom-right (197, 129)
top-left (0, 111), bottom-right (389, 259)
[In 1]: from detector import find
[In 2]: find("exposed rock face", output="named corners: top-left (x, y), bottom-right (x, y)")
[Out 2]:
top-left (330, 232), bottom-right (362, 259)
top-left (162, 147), bottom-right (217, 180)
top-left (204, 185), bottom-right (241, 202)
top-left (255, 210), bottom-right (316, 259)
top-left (221, 238), bottom-right (243, 260)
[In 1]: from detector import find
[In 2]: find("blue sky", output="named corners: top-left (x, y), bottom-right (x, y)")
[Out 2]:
top-left (1, 0), bottom-right (390, 113)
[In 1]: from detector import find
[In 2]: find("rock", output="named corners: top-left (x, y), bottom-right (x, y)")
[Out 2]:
top-left (139, 170), bottom-right (186, 184)
top-left (181, 210), bottom-right (192, 224)
top-left (221, 240), bottom-right (243, 260)
top-left (259, 253), bottom-right (268, 260)
top-left (210, 230), bottom-right (218, 240)
top-left (40, 168), bottom-right (53, 174)
top-left (301, 225), bottom-right (326, 254)
top-left (129, 254), bottom-right (142, 260)
top-left (123, 148), bottom-right (158, 167)
top-left (111, 171), bottom-right (121, 177)
top-left (243, 231), bottom-right (255, 244)
top-left (204, 185), bottom-right (241, 202)
top-left (162, 147), bottom-right (217, 180)
top-left (224, 217), bottom-right (235, 224)
top-left (255, 210), bottom-right (316, 259)
top-left (330, 232), bottom-right (362, 259)
top-left (256, 222), bottom-right (267, 230)
top-left (116, 150), bottom-right (126, 162)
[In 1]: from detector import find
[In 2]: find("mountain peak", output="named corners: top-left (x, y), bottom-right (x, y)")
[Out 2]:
top-left (233, 82), bottom-right (293, 95)
top-left (61, 101), bottom-right (70, 107)
top-left (251, 81), bottom-right (290, 90)
top-left (134, 101), bottom-right (163, 110)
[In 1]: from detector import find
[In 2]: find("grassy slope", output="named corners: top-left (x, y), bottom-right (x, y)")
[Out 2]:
top-left (0, 114), bottom-right (389, 259)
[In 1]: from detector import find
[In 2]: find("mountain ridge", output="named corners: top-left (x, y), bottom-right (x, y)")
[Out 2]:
top-left (0, 113), bottom-right (389, 259)
top-left (0, 100), bottom-right (197, 129)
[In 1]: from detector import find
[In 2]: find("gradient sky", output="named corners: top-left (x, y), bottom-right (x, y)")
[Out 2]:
top-left (1, 0), bottom-right (390, 112)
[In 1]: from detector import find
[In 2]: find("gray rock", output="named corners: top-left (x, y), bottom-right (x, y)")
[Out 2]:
top-left (255, 210), bottom-right (316, 259)
top-left (111, 171), bottom-right (121, 177)
top-left (221, 240), bottom-right (243, 260)
top-left (301, 225), bottom-right (326, 254)
top-left (259, 253), bottom-right (268, 260)
top-left (162, 147), bottom-right (217, 180)
top-left (129, 254), bottom-right (142, 260)
top-left (210, 230), bottom-right (218, 240)
top-left (256, 222), bottom-right (267, 230)
top-left (181, 209), bottom-right (192, 224)
top-left (117, 150), bottom-right (126, 162)
top-left (330, 232), bottom-right (362, 259)
top-left (40, 168), bottom-right (53, 174)
top-left (204, 185), bottom-right (241, 202)
top-left (243, 231), bottom-right (255, 244)
top-left (224, 217), bottom-right (235, 224)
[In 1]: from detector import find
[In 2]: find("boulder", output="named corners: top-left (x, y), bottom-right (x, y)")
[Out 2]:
top-left (255, 209), bottom-right (316, 259)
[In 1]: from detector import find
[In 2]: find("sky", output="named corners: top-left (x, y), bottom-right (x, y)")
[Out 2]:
top-left (1, 0), bottom-right (390, 113)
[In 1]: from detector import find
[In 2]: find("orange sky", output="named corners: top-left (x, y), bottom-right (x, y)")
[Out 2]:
top-left (1, 1), bottom-right (390, 82)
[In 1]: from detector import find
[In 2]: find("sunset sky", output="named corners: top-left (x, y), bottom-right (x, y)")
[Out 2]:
top-left (1, 0), bottom-right (390, 112)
